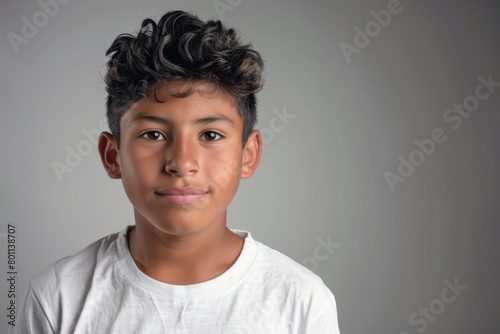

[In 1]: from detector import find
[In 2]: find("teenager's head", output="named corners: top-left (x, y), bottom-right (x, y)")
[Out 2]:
top-left (99, 10), bottom-right (264, 236)
top-left (104, 10), bottom-right (264, 148)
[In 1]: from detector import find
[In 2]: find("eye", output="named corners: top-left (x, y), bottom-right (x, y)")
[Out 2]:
top-left (201, 131), bottom-right (223, 142)
top-left (141, 131), bottom-right (165, 141)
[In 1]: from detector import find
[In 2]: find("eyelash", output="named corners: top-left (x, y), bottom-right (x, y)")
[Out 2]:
top-left (141, 131), bottom-right (165, 141)
top-left (140, 131), bottom-right (224, 142)
top-left (201, 131), bottom-right (223, 142)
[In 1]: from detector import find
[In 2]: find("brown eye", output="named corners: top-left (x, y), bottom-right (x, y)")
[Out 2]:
top-left (202, 131), bottom-right (222, 141)
top-left (141, 131), bottom-right (165, 141)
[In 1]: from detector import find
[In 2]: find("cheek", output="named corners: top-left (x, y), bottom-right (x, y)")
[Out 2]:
top-left (205, 151), bottom-right (242, 191)
top-left (120, 146), bottom-right (162, 189)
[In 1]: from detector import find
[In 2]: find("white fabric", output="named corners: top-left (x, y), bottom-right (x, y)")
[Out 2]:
top-left (12, 227), bottom-right (340, 333)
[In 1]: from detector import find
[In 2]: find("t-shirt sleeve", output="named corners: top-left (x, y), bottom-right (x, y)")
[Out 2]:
top-left (307, 291), bottom-right (341, 334)
top-left (10, 283), bottom-right (55, 334)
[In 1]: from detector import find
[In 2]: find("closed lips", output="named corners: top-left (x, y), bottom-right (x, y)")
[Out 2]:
top-left (155, 188), bottom-right (207, 204)
top-left (155, 187), bottom-right (207, 195)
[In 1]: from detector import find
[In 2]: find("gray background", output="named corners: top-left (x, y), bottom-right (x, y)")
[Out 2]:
top-left (1, 0), bottom-right (499, 333)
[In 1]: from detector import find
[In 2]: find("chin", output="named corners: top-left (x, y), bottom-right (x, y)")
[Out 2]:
top-left (150, 217), bottom-right (213, 236)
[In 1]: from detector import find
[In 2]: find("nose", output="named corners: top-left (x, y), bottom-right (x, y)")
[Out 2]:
top-left (164, 135), bottom-right (198, 177)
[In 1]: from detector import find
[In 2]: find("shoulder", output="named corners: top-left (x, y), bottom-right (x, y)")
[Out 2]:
top-left (234, 230), bottom-right (341, 333)
top-left (29, 227), bottom-right (128, 301)
top-left (249, 232), bottom-right (331, 289)
top-left (237, 231), bottom-right (337, 308)
top-left (15, 228), bottom-right (130, 333)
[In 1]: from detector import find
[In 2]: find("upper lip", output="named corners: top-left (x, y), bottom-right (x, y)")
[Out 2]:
top-left (155, 187), bottom-right (207, 196)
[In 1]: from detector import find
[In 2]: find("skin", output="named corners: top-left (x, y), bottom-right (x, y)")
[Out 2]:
top-left (98, 81), bottom-right (262, 285)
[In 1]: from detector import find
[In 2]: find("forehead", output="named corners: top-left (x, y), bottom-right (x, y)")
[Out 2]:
top-left (122, 81), bottom-right (242, 125)
top-left (132, 81), bottom-right (233, 113)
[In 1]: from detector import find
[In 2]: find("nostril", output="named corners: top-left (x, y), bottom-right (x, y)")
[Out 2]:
top-left (166, 168), bottom-right (179, 176)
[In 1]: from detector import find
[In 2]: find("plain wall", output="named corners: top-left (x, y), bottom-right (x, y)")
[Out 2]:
top-left (1, 0), bottom-right (499, 332)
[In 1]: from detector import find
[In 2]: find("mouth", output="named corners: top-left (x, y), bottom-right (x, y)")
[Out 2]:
top-left (155, 187), bottom-right (208, 205)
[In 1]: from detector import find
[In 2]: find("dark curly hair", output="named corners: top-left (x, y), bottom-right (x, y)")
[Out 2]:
top-left (104, 10), bottom-right (264, 147)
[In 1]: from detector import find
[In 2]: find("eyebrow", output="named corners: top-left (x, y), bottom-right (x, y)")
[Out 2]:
top-left (193, 115), bottom-right (234, 125)
top-left (130, 114), bottom-right (169, 126)
top-left (130, 114), bottom-right (234, 126)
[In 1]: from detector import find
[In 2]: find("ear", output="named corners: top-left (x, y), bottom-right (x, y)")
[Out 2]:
top-left (241, 130), bottom-right (262, 179)
top-left (98, 131), bottom-right (122, 179)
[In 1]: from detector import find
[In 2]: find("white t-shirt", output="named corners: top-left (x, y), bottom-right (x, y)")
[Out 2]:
top-left (12, 227), bottom-right (340, 333)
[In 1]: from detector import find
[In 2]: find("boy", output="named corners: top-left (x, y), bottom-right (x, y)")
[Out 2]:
top-left (13, 10), bottom-right (340, 333)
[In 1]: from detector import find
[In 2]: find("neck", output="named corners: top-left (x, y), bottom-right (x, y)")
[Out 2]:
top-left (127, 211), bottom-right (244, 285)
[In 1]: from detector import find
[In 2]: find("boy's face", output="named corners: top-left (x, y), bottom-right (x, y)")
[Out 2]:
top-left (99, 81), bottom-right (261, 236)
